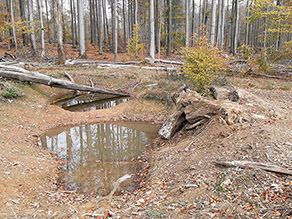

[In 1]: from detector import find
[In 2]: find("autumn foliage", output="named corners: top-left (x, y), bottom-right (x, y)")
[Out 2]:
top-left (183, 35), bottom-right (227, 94)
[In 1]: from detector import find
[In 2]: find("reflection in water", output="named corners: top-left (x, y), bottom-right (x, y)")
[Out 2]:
top-left (39, 123), bottom-right (158, 195)
top-left (56, 95), bottom-right (129, 112)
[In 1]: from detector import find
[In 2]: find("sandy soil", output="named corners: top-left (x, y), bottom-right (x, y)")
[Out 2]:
top-left (0, 64), bottom-right (291, 218)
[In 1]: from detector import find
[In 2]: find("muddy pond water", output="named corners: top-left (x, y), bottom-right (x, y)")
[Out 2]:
top-left (52, 93), bottom-right (129, 112)
top-left (39, 122), bottom-right (159, 195)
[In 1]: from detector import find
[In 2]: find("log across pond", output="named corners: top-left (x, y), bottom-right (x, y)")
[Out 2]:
top-left (0, 65), bottom-right (129, 97)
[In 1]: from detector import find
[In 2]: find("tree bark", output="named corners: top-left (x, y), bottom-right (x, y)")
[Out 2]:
top-left (45, 0), bottom-right (51, 44)
top-left (56, 0), bottom-right (65, 64)
top-left (19, 0), bottom-right (28, 46)
top-left (185, 0), bottom-right (190, 47)
top-left (167, 0), bottom-right (172, 57)
top-left (77, 0), bottom-right (87, 58)
top-left (232, 0), bottom-right (239, 55)
top-left (38, 0), bottom-right (46, 57)
top-left (149, 0), bottom-right (155, 61)
top-left (210, 0), bottom-right (217, 44)
top-left (28, 0), bottom-right (37, 53)
top-left (10, 0), bottom-right (18, 56)
top-left (113, 0), bottom-right (118, 63)
top-left (98, 0), bottom-right (103, 53)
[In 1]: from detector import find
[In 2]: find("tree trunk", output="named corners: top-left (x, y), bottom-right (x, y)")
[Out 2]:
top-left (185, 0), bottom-right (190, 47)
top-left (38, 0), bottom-right (46, 57)
top-left (19, 0), bottom-right (28, 46)
top-left (70, 0), bottom-right (76, 48)
top-left (244, 0), bottom-right (249, 46)
top-left (113, 0), bottom-right (118, 63)
top-left (10, 0), bottom-right (18, 56)
top-left (102, 0), bottom-right (109, 49)
top-left (149, 0), bottom-right (155, 60)
top-left (134, 0), bottom-right (138, 58)
top-left (52, 0), bottom-right (57, 45)
top-left (210, 0), bottom-right (216, 44)
top-left (123, 0), bottom-right (127, 48)
top-left (45, 0), bottom-right (51, 44)
top-left (98, 0), bottom-right (103, 53)
top-left (232, 0), bottom-right (239, 55)
top-left (28, 0), bottom-right (37, 53)
top-left (167, 0), bottom-right (172, 56)
top-left (56, 0), bottom-right (65, 64)
top-left (77, 0), bottom-right (87, 58)
top-left (219, 0), bottom-right (225, 50)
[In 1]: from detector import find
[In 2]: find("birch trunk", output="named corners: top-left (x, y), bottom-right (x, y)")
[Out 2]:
top-left (232, 0), bottom-right (239, 55)
top-left (10, 0), bottom-right (18, 56)
top-left (38, 0), bottom-right (46, 57)
top-left (98, 0), bottom-right (103, 53)
top-left (185, 0), bottom-right (190, 47)
top-left (210, 0), bottom-right (216, 44)
top-left (149, 0), bottom-right (155, 61)
top-left (28, 0), bottom-right (37, 53)
top-left (77, 0), bottom-right (86, 58)
top-left (56, 0), bottom-right (65, 64)
top-left (219, 0), bottom-right (225, 50)
top-left (45, 0), bottom-right (51, 44)
top-left (167, 0), bottom-right (172, 57)
top-left (113, 0), bottom-right (118, 63)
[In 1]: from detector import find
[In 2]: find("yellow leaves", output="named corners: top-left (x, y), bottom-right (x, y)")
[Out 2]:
top-left (183, 35), bottom-right (227, 94)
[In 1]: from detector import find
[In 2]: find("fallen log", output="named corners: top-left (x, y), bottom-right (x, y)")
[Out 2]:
top-left (64, 71), bottom-right (75, 83)
top-left (65, 59), bottom-right (143, 65)
top-left (0, 65), bottom-right (129, 97)
top-left (215, 159), bottom-right (292, 175)
top-left (145, 57), bottom-right (183, 65)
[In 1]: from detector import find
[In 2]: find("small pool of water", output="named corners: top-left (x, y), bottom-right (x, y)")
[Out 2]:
top-left (39, 122), bottom-right (159, 195)
top-left (52, 93), bottom-right (129, 112)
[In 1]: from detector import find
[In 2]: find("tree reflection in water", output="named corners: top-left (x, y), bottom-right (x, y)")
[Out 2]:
top-left (39, 123), bottom-right (158, 195)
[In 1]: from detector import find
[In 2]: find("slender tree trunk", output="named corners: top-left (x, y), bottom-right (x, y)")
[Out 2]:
top-left (210, 0), bottom-right (216, 44)
top-left (52, 0), bottom-right (57, 44)
top-left (245, 0), bottom-right (249, 46)
top-left (38, 0), bottom-right (46, 57)
top-left (10, 0), bottom-right (18, 56)
top-left (191, 0), bottom-right (196, 46)
top-left (77, 0), bottom-right (87, 57)
top-left (167, 0), bottom-right (172, 56)
top-left (113, 0), bottom-right (118, 63)
top-left (19, 0), bottom-right (28, 46)
top-left (45, 0), bottom-right (51, 44)
top-left (28, 0), bottom-right (37, 53)
top-left (216, 0), bottom-right (222, 46)
top-left (149, 0), bottom-right (155, 60)
top-left (98, 0), bottom-right (103, 53)
top-left (70, 0), bottom-right (76, 48)
top-left (102, 0), bottom-right (109, 49)
top-left (123, 0), bottom-right (127, 47)
top-left (185, 0), bottom-right (190, 47)
top-left (56, 0), bottom-right (65, 64)
top-left (134, 0), bottom-right (138, 58)
top-left (219, 0), bottom-right (225, 50)
top-left (232, 0), bottom-right (239, 55)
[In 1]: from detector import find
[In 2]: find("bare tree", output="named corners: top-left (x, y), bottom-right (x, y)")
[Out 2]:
top-left (10, 0), bottom-right (18, 56)
top-left (149, 0), bottom-right (155, 60)
top-left (77, 0), bottom-right (86, 57)
top-left (56, 0), bottom-right (65, 64)
top-left (113, 0), bottom-right (118, 63)
top-left (185, 0), bottom-right (190, 47)
top-left (38, 0), bottom-right (46, 57)
top-left (210, 0), bottom-right (216, 44)
top-left (167, 0), bottom-right (172, 56)
top-left (28, 0), bottom-right (37, 53)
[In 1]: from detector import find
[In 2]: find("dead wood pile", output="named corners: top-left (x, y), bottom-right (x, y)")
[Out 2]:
top-left (158, 89), bottom-right (244, 139)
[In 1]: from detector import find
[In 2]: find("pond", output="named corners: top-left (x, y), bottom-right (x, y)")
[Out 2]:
top-left (52, 93), bottom-right (129, 112)
top-left (38, 122), bottom-right (159, 195)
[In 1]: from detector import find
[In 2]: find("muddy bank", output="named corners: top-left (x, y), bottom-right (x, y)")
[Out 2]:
top-left (1, 66), bottom-right (291, 218)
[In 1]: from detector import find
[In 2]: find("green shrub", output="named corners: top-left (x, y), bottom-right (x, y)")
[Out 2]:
top-left (2, 88), bottom-right (19, 98)
top-left (127, 24), bottom-right (144, 59)
top-left (183, 35), bottom-right (227, 94)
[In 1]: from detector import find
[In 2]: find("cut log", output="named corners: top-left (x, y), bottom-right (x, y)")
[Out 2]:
top-left (145, 57), bottom-right (183, 65)
top-left (209, 86), bottom-right (239, 102)
top-left (0, 65), bottom-right (129, 97)
top-left (215, 159), bottom-right (292, 175)
top-left (158, 110), bottom-right (186, 139)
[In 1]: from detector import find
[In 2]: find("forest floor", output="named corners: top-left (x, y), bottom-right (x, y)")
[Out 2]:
top-left (0, 44), bottom-right (291, 218)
